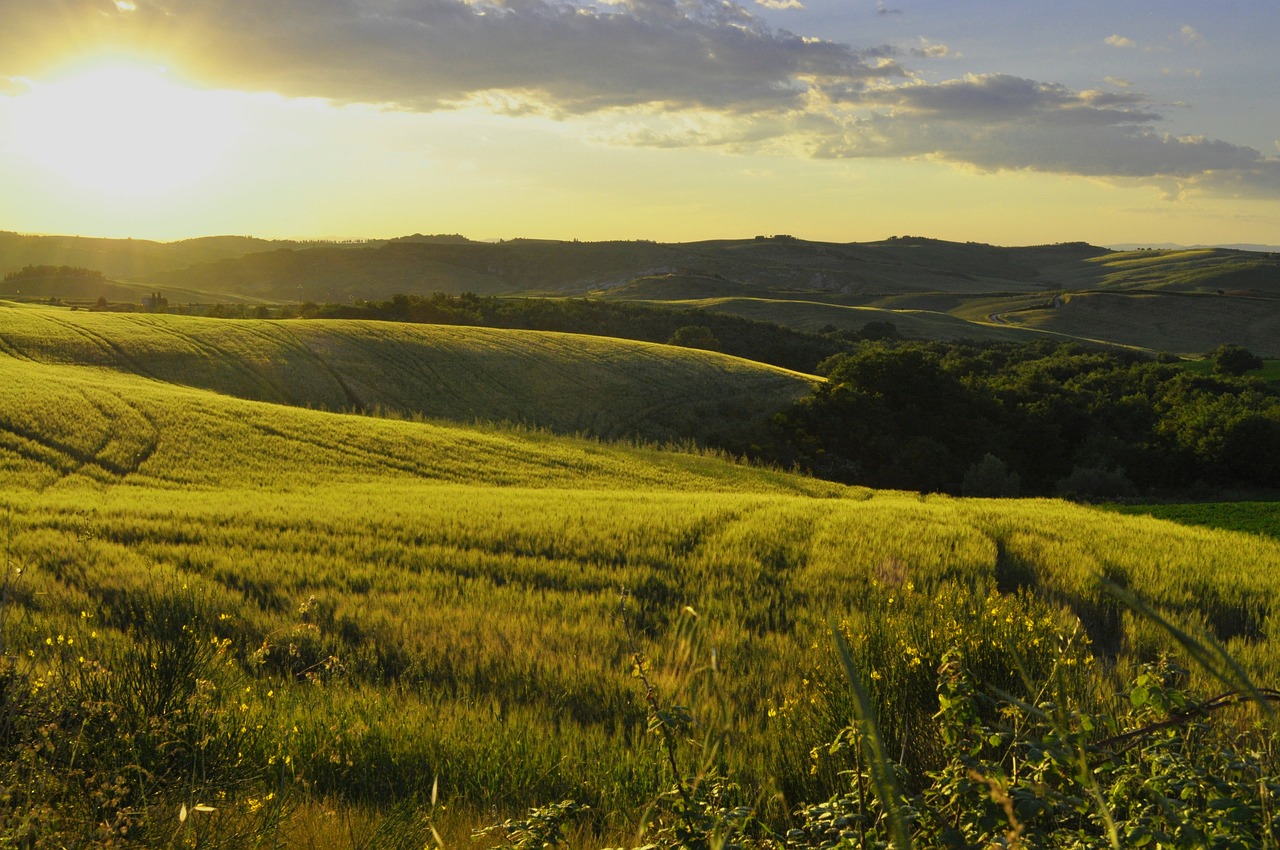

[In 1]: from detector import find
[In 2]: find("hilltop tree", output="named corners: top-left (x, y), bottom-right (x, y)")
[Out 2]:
top-left (1209, 343), bottom-right (1264, 376)
top-left (667, 325), bottom-right (720, 351)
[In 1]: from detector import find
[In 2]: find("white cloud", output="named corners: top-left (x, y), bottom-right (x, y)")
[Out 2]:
top-left (910, 38), bottom-right (952, 59)
top-left (1105, 34), bottom-right (1136, 49)
top-left (756, 0), bottom-right (804, 9)
top-left (1102, 76), bottom-right (1132, 88)
top-left (1180, 24), bottom-right (1203, 45)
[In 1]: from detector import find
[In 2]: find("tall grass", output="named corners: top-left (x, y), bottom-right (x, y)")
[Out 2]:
top-left (2, 314), bottom-right (1279, 845)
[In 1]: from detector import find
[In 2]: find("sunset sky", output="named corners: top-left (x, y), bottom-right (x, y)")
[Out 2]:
top-left (1, 0), bottom-right (1277, 246)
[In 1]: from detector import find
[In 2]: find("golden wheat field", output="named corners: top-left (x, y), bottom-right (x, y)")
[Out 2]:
top-left (3, 301), bottom-right (1280, 846)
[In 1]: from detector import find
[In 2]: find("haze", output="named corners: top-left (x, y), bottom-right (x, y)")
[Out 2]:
top-left (1, 0), bottom-right (1276, 247)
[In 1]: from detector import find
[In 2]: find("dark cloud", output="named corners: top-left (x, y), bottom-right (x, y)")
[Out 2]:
top-left (0, 0), bottom-right (903, 113)
top-left (863, 74), bottom-right (1161, 124)
top-left (1, 0), bottom-right (1274, 198)
top-left (801, 76), bottom-right (1280, 197)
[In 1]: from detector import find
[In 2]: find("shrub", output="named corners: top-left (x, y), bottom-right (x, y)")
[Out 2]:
top-left (1054, 465), bottom-right (1136, 500)
top-left (961, 453), bottom-right (1021, 497)
top-left (1209, 343), bottom-right (1264, 377)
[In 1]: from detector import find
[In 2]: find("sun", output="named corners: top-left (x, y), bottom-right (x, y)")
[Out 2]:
top-left (9, 63), bottom-right (243, 199)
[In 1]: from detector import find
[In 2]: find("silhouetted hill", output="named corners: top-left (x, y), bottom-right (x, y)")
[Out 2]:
top-left (5, 232), bottom-right (1278, 355)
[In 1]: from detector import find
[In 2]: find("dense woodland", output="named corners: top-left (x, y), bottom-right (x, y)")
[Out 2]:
top-left (767, 340), bottom-right (1280, 498)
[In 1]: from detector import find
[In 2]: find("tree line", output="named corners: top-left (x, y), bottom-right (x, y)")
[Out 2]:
top-left (301, 292), bottom-right (849, 373)
top-left (761, 339), bottom-right (1279, 498)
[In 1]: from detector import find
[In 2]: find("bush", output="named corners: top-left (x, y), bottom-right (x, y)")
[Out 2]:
top-left (1209, 343), bottom-right (1264, 377)
top-left (668, 325), bottom-right (720, 351)
top-left (1055, 465), bottom-right (1136, 500)
top-left (961, 453), bottom-right (1021, 497)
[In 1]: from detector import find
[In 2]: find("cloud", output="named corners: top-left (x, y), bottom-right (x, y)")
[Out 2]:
top-left (1102, 76), bottom-right (1133, 88)
top-left (756, 0), bottom-right (804, 9)
top-left (1105, 34), bottom-right (1136, 48)
top-left (876, 2), bottom-right (903, 16)
top-left (799, 75), bottom-right (1280, 198)
top-left (1180, 24), bottom-right (1203, 45)
top-left (1, 0), bottom-right (1273, 201)
top-left (861, 74), bottom-right (1158, 124)
top-left (0, 0), bottom-right (902, 115)
top-left (611, 69), bottom-right (1280, 200)
top-left (910, 38), bottom-right (953, 59)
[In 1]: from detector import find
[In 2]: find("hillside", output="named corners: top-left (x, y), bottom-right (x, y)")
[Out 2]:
top-left (6, 231), bottom-right (1277, 356)
top-left (0, 231), bottom-right (296, 279)
top-left (2, 308), bottom-right (1280, 846)
top-left (0, 302), bottom-right (817, 444)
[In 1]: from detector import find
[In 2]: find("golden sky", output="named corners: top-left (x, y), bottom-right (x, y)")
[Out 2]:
top-left (1, 1), bottom-right (1277, 247)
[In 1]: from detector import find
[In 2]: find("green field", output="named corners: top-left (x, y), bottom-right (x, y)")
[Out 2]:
top-left (1177, 356), bottom-right (1280, 389)
top-left (3, 303), bottom-right (1280, 846)
top-left (0, 302), bottom-right (816, 445)
top-left (1102, 501), bottom-right (1280, 540)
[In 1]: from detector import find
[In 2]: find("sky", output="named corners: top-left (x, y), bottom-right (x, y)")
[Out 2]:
top-left (0, 0), bottom-right (1277, 247)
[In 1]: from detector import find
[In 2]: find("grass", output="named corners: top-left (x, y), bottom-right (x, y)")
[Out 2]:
top-left (1177, 356), bottom-right (1280, 389)
top-left (975, 290), bottom-right (1280, 357)
top-left (1101, 501), bottom-right (1280, 540)
top-left (3, 305), bottom-right (1280, 845)
top-left (651, 296), bottom-right (1046, 344)
top-left (0, 302), bottom-right (817, 444)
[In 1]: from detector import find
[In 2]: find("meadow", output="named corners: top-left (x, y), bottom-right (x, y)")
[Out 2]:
top-left (3, 302), bottom-right (1280, 847)
top-left (0, 303), bottom-right (815, 445)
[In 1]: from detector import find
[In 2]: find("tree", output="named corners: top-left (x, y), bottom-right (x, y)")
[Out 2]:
top-left (1209, 343), bottom-right (1264, 377)
top-left (668, 325), bottom-right (719, 351)
top-left (961, 454), bottom-right (1021, 497)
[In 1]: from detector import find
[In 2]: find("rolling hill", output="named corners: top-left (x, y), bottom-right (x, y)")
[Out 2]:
top-left (3, 297), bottom-right (1280, 846)
top-left (0, 302), bottom-right (817, 446)
top-left (6, 232), bottom-right (1278, 357)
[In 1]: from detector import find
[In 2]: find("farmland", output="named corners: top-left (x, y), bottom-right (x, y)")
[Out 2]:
top-left (0, 303), bottom-right (816, 445)
top-left (2, 301), bottom-right (1280, 846)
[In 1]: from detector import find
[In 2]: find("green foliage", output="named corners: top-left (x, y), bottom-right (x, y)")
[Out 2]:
top-left (308, 292), bottom-right (838, 373)
top-left (1054, 465), bottom-right (1135, 501)
top-left (0, 580), bottom-right (289, 847)
top-left (2, 264), bottom-right (106, 283)
top-left (961, 454), bottom-right (1021, 498)
top-left (785, 647), bottom-right (1280, 850)
top-left (1102, 501), bottom-right (1280, 540)
top-left (475, 799), bottom-right (590, 849)
top-left (773, 339), bottom-right (1280, 494)
top-left (669, 325), bottom-right (720, 351)
top-left (1210, 343), bottom-right (1266, 377)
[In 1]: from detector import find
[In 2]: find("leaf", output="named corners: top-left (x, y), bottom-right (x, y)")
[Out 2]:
top-left (833, 624), bottom-right (914, 850)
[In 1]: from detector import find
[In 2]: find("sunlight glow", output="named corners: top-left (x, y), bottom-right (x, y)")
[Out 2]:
top-left (9, 64), bottom-right (243, 199)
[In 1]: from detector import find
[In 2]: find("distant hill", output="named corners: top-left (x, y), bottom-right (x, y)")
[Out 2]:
top-left (1111, 243), bottom-right (1280, 253)
top-left (0, 231), bottom-right (300, 279)
top-left (4, 232), bottom-right (1278, 356)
